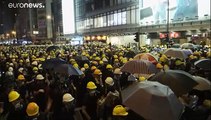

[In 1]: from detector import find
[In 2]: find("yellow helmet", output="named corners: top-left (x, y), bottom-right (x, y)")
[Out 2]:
top-left (200, 57), bottom-right (205, 60)
top-left (69, 59), bottom-right (75, 63)
top-left (80, 67), bottom-right (86, 72)
top-left (86, 81), bottom-right (97, 89)
top-left (112, 105), bottom-right (128, 116)
top-left (73, 63), bottom-right (79, 68)
top-left (82, 52), bottom-right (86, 56)
top-left (26, 102), bottom-right (39, 116)
top-left (114, 59), bottom-right (119, 62)
top-left (164, 64), bottom-right (169, 70)
top-left (95, 57), bottom-right (101, 61)
top-left (206, 52), bottom-right (211, 57)
top-left (129, 58), bottom-right (133, 61)
top-left (99, 61), bottom-right (104, 65)
top-left (194, 51), bottom-right (200, 56)
top-left (19, 59), bottom-right (23, 63)
top-left (113, 55), bottom-right (118, 59)
top-left (159, 56), bottom-right (167, 63)
top-left (39, 58), bottom-right (45, 62)
top-left (33, 67), bottom-right (38, 71)
top-left (122, 59), bottom-right (128, 64)
top-left (203, 99), bottom-right (211, 108)
top-left (106, 64), bottom-right (113, 69)
top-left (85, 54), bottom-right (90, 57)
top-left (32, 61), bottom-right (38, 66)
top-left (93, 53), bottom-right (97, 57)
top-left (94, 69), bottom-right (102, 75)
top-left (84, 63), bottom-right (89, 69)
top-left (8, 90), bottom-right (20, 102)
top-left (119, 56), bottom-right (123, 61)
top-left (139, 76), bottom-right (146, 82)
top-left (17, 75), bottom-right (25, 81)
top-left (119, 52), bottom-right (123, 56)
top-left (102, 54), bottom-right (106, 58)
top-left (91, 66), bottom-right (97, 71)
top-left (156, 63), bottom-right (163, 69)
top-left (175, 60), bottom-right (183, 66)
top-left (189, 55), bottom-right (195, 60)
top-left (92, 61), bottom-right (98, 66)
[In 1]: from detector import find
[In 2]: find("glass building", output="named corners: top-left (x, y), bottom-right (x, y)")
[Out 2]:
top-left (75, 0), bottom-right (210, 46)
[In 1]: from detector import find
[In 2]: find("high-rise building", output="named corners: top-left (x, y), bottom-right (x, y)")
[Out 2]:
top-left (75, 0), bottom-right (210, 46)
top-left (52, 0), bottom-right (77, 44)
top-left (15, 0), bottom-right (53, 43)
top-left (52, 0), bottom-right (63, 38)
top-left (0, 0), bottom-right (17, 38)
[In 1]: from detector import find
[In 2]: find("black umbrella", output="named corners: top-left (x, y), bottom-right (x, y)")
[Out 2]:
top-left (46, 46), bottom-right (60, 53)
top-left (42, 58), bottom-right (67, 70)
top-left (74, 56), bottom-right (89, 67)
top-left (125, 51), bottom-right (136, 58)
top-left (74, 56), bottom-right (89, 61)
top-left (54, 64), bottom-right (83, 76)
top-left (194, 59), bottom-right (211, 71)
top-left (148, 70), bottom-right (198, 96)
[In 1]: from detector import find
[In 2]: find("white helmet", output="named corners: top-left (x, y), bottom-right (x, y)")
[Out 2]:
top-left (36, 74), bottom-right (44, 80)
top-left (105, 77), bottom-right (114, 86)
top-left (114, 68), bottom-right (122, 75)
top-left (63, 93), bottom-right (74, 102)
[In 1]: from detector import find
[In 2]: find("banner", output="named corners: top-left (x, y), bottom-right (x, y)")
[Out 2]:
top-left (139, 0), bottom-right (209, 25)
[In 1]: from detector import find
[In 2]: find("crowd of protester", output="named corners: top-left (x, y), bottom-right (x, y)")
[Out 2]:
top-left (0, 43), bottom-right (210, 120)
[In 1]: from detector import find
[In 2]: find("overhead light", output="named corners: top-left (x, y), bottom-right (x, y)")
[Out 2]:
top-left (91, 36), bottom-right (95, 40)
top-left (97, 36), bottom-right (101, 40)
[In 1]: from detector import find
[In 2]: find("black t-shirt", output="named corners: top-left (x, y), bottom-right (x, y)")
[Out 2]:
top-left (83, 91), bottom-right (100, 119)
top-left (26, 112), bottom-right (47, 120)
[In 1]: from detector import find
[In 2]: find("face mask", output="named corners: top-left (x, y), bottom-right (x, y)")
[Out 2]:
top-left (89, 90), bottom-right (96, 95)
top-left (14, 102), bottom-right (23, 110)
top-left (64, 102), bottom-right (74, 111)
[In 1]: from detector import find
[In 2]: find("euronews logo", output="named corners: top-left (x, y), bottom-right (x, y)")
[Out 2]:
top-left (8, 2), bottom-right (45, 9)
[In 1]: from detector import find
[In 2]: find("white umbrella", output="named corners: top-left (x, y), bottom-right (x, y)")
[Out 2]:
top-left (181, 43), bottom-right (195, 49)
top-left (193, 76), bottom-right (211, 91)
top-left (122, 81), bottom-right (184, 120)
top-left (164, 48), bottom-right (188, 59)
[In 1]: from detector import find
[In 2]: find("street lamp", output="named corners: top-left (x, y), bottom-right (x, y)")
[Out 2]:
top-left (11, 31), bottom-right (16, 38)
top-left (47, 15), bottom-right (51, 19)
top-left (46, 15), bottom-right (54, 41)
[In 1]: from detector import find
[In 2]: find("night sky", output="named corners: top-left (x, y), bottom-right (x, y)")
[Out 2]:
top-left (0, 0), bottom-right (17, 34)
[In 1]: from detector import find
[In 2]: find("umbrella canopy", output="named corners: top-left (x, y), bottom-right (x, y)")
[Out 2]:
top-left (148, 70), bottom-right (198, 96)
top-left (125, 51), bottom-right (136, 58)
top-left (163, 48), bottom-right (188, 59)
top-left (134, 53), bottom-right (158, 64)
top-left (46, 46), bottom-right (60, 53)
top-left (74, 56), bottom-right (89, 61)
top-left (42, 58), bottom-right (67, 70)
top-left (54, 64), bottom-right (83, 76)
top-left (122, 81), bottom-right (184, 120)
top-left (193, 76), bottom-right (211, 91)
top-left (74, 56), bottom-right (90, 67)
top-left (181, 43), bottom-right (195, 49)
top-left (171, 44), bottom-right (180, 48)
top-left (182, 49), bottom-right (193, 56)
top-left (194, 59), bottom-right (211, 71)
top-left (120, 60), bottom-right (159, 74)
